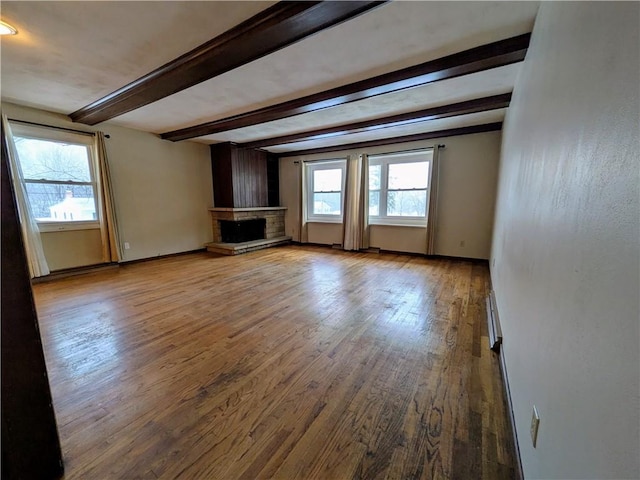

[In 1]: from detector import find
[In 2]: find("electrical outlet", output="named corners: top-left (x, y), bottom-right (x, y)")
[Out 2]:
top-left (459, 240), bottom-right (465, 247)
top-left (530, 405), bottom-right (540, 448)
top-left (124, 242), bottom-right (130, 250)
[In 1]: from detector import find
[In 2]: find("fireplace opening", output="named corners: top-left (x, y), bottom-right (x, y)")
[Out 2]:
top-left (220, 219), bottom-right (266, 243)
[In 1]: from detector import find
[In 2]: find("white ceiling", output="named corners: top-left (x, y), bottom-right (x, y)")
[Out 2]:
top-left (199, 64), bottom-right (520, 145)
top-left (269, 108), bottom-right (508, 153)
top-left (0, 1), bottom-right (540, 153)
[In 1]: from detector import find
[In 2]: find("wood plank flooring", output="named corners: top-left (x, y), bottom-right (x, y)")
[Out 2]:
top-left (33, 245), bottom-right (516, 479)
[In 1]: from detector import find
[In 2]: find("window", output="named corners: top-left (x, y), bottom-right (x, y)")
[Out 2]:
top-left (10, 122), bottom-right (100, 231)
top-left (306, 159), bottom-right (347, 222)
top-left (368, 149), bottom-right (433, 226)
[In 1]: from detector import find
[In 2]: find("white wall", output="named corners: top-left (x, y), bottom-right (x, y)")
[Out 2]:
top-left (307, 222), bottom-right (342, 245)
top-left (40, 229), bottom-right (103, 271)
top-left (280, 130), bottom-right (501, 258)
top-left (434, 131), bottom-right (500, 258)
top-left (491, 3), bottom-right (639, 479)
top-left (2, 102), bottom-right (213, 264)
top-left (369, 225), bottom-right (426, 254)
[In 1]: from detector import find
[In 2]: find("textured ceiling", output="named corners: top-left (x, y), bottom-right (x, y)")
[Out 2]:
top-left (0, 1), bottom-right (277, 112)
top-left (197, 64), bottom-right (520, 145)
top-left (0, 1), bottom-right (539, 152)
top-left (268, 108), bottom-right (508, 153)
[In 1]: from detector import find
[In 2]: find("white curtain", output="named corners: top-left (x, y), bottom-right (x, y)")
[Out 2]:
top-left (2, 115), bottom-right (50, 278)
top-left (343, 154), bottom-right (371, 251)
top-left (342, 155), bottom-right (360, 250)
top-left (95, 132), bottom-right (122, 262)
top-left (426, 145), bottom-right (442, 255)
top-left (359, 154), bottom-right (370, 250)
top-left (300, 161), bottom-right (309, 243)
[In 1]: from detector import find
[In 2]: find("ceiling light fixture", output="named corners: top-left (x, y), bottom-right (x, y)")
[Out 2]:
top-left (0, 21), bottom-right (17, 35)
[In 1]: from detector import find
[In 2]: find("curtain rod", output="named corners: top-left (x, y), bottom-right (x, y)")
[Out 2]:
top-left (8, 118), bottom-right (110, 138)
top-left (291, 144), bottom-right (445, 163)
top-left (367, 145), bottom-right (441, 159)
top-left (297, 157), bottom-right (347, 165)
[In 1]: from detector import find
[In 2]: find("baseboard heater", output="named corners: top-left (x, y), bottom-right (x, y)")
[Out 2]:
top-left (486, 290), bottom-right (503, 352)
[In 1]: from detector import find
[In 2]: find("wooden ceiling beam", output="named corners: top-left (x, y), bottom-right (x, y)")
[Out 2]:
top-left (69, 1), bottom-right (386, 125)
top-left (161, 34), bottom-right (529, 142)
top-left (275, 122), bottom-right (503, 157)
top-left (238, 93), bottom-right (511, 149)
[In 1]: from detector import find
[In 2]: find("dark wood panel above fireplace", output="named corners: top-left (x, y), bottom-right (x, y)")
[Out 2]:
top-left (210, 142), bottom-right (279, 208)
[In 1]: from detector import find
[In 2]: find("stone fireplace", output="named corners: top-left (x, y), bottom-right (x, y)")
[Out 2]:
top-left (206, 207), bottom-right (289, 255)
top-left (205, 142), bottom-right (290, 255)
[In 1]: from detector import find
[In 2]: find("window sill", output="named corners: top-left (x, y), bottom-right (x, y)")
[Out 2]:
top-left (307, 218), bottom-right (344, 224)
top-left (369, 222), bottom-right (427, 229)
top-left (369, 220), bottom-right (427, 228)
top-left (38, 222), bottom-right (101, 233)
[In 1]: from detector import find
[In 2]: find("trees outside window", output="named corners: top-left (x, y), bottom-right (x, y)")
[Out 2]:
top-left (306, 159), bottom-right (347, 223)
top-left (368, 149), bottom-right (432, 226)
top-left (10, 122), bottom-right (100, 231)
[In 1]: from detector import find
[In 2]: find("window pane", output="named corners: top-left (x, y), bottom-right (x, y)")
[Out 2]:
top-left (369, 191), bottom-right (380, 216)
top-left (25, 183), bottom-right (97, 222)
top-left (369, 164), bottom-right (381, 190)
top-left (387, 190), bottom-right (427, 217)
top-left (313, 192), bottom-right (341, 215)
top-left (14, 137), bottom-right (92, 182)
top-left (313, 168), bottom-right (342, 192)
top-left (388, 162), bottom-right (428, 189)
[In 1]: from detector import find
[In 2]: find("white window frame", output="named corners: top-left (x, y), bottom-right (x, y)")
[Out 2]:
top-left (10, 122), bottom-right (103, 232)
top-left (306, 159), bottom-right (347, 223)
top-left (368, 149), bottom-right (433, 227)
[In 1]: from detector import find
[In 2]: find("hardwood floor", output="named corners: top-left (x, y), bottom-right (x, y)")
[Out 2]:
top-left (33, 245), bottom-right (516, 479)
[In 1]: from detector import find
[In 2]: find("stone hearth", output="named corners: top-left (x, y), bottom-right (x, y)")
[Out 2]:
top-left (206, 207), bottom-right (290, 255)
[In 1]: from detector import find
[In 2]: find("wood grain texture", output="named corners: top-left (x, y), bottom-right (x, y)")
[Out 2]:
top-left (33, 245), bottom-right (516, 479)
top-left (267, 154), bottom-right (281, 207)
top-left (161, 34), bottom-right (529, 142)
top-left (211, 142), bottom-right (235, 208)
top-left (233, 147), bottom-right (269, 208)
top-left (211, 142), bottom-right (269, 208)
top-left (70, 1), bottom-right (386, 125)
